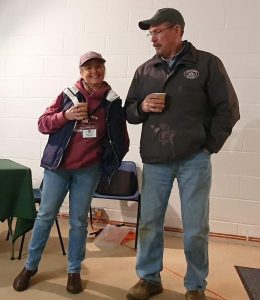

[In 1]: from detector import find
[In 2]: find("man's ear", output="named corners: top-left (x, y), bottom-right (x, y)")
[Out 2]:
top-left (175, 25), bottom-right (181, 32)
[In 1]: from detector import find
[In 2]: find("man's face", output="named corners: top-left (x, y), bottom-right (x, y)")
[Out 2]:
top-left (148, 23), bottom-right (181, 58)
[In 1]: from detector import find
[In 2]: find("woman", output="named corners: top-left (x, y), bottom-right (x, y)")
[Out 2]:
top-left (13, 51), bottom-right (129, 294)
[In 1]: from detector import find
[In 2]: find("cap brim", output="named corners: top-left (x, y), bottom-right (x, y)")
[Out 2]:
top-left (138, 20), bottom-right (153, 30)
top-left (80, 58), bottom-right (106, 67)
top-left (93, 58), bottom-right (106, 63)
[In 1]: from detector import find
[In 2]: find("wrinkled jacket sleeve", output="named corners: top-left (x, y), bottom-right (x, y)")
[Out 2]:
top-left (204, 56), bottom-right (240, 153)
top-left (38, 92), bottom-right (69, 134)
top-left (101, 98), bottom-right (129, 176)
top-left (124, 68), bottom-right (149, 124)
top-left (109, 98), bottom-right (129, 160)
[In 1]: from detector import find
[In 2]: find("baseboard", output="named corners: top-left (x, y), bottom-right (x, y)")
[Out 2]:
top-left (57, 212), bottom-right (260, 245)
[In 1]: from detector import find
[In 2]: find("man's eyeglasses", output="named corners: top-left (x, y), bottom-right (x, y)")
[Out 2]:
top-left (146, 24), bottom-right (175, 38)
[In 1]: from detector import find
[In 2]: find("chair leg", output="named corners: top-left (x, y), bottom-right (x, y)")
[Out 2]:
top-left (135, 198), bottom-right (141, 249)
top-left (6, 217), bottom-right (15, 260)
top-left (6, 217), bottom-right (13, 240)
top-left (55, 218), bottom-right (66, 255)
top-left (6, 230), bottom-right (10, 240)
top-left (89, 205), bottom-right (93, 227)
top-left (18, 234), bottom-right (26, 260)
top-left (88, 205), bottom-right (104, 236)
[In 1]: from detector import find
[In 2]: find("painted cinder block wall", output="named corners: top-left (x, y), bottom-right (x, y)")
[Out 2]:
top-left (0, 0), bottom-right (260, 239)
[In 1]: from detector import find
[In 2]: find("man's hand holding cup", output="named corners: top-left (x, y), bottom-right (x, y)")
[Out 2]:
top-left (141, 93), bottom-right (166, 113)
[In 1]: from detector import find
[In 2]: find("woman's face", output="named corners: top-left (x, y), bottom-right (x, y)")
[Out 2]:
top-left (80, 59), bottom-right (105, 89)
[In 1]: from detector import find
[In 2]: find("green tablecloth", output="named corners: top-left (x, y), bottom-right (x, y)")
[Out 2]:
top-left (0, 159), bottom-right (36, 242)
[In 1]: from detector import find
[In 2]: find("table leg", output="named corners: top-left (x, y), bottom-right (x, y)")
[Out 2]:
top-left (7, 218), bottom-right (15, 260)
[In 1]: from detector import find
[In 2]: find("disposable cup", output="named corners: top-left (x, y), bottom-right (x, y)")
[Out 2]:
top-left (154, 93), bottom-right (166, 103)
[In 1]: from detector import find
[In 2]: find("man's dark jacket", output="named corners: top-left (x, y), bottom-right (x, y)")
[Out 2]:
top-left (125, 41), bottom-right (240, 163)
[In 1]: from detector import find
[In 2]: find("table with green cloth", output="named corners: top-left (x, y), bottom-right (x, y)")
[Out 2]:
top-left (0, 159), bottom-right (36, 259)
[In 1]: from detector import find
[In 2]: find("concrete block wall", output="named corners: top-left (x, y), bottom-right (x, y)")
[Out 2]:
top-left (0, 0), bottom-right (260, 239)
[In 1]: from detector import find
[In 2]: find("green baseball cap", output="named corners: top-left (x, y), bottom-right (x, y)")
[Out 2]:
top-left (139, 8), bottom-right (185, 30)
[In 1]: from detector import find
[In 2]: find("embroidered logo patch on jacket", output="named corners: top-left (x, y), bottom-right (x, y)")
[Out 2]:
top-left (184, 69), bottom-right (199, 79)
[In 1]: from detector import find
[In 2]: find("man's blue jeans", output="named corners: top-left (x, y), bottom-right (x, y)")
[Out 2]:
top-left (136, 150), bottom-right (211, 291)
top-left (25, 164), bottom-right (100, 273)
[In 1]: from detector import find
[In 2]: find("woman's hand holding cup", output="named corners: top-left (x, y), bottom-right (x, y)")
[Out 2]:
top-left (64, 102), bottom-right (88, 120)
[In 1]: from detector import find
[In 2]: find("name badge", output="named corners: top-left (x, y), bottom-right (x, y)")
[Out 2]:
top-left (82, 128), bottom-right (97, 138)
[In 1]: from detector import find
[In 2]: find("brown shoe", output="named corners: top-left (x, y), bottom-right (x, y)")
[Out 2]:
top-left (66, 273), bottom-right (82, 294)
top-left (185, 290), bottom-right (206, 300)
top-left (126, 279), bottom-right (163, 300)
top-left (13, 267), bottom-right (37, 291)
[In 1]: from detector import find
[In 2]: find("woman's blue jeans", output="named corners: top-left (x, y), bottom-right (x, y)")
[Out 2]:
top-left (136, 151), bottom-right (211, 291)
top-left (25, 164), bottom-right (101, 273)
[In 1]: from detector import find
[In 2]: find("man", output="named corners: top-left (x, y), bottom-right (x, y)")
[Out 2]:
top-left (124, 8), bottom-right (239, 300)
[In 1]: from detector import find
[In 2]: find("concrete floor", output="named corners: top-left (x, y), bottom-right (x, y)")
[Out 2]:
top-left (1, 218), bottom-right (259, 300)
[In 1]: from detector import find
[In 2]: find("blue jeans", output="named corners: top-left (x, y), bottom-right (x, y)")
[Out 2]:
top-left (25, 164), bottom-right (101, 273)
top-left (136, 150), bottom-right (211, 291)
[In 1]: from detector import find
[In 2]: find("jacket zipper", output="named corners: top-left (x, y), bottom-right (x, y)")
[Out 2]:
top-left (106, 101), bottom-right (120, 183)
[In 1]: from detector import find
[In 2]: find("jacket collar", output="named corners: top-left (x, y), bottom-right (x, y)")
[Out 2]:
top-left (148, 41), bottom-right (198, 68)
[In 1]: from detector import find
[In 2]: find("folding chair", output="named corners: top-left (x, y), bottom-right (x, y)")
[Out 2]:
top-left (17, 181), bottom-right (66, 259)
top-left (90, 161), bottom-right (141, 249)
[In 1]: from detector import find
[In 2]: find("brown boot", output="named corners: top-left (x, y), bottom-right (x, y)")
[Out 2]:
top-left (66, 273), bottom-right (82, 294)
top-left (13, 267), bottom-right (37, 291)
top-left (127, 279), bottom-right (163, 300)
top-left (185, 290), bottom-right (206, 300)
